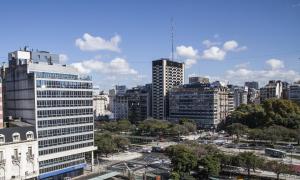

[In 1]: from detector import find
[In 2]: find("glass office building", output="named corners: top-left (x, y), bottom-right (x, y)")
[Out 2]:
top-left (3, 49), bottom-right (96, 180)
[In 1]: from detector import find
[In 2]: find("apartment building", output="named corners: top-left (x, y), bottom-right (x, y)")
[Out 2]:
top-left (152, 59), bottom-right (184, 120)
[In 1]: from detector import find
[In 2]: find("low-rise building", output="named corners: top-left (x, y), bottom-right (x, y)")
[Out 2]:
top-left (0, 125), bottom-right (39, 180)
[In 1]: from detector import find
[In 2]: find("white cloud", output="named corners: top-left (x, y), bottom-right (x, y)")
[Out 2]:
top-left (71, 57), bottom-right (138, 75)
top-left (202, 40), bottom-right (221, 47)
top-left (266, 58), bottom-right (284, 70)
top-left (185, 59), bottom-right (197, 68)
top-left (225, 59), bottom-right (300, 85)
top-left (223, 40), bottom-right (247, 52)
top-left (75, 33), bottom-right (121, 52)
top-left (202, 46), bottom-right (226, 61)
top-left (59, 54), bottom-right (68, 64)
top-left (234, 62), bottom-right (250, 69)
top-left (176, 45), bottom-right (199, 59)
top-left (223, 40), bottom-right (238, 51)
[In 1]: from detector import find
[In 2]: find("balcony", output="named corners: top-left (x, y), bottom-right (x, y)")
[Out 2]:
top-left (0, 159), bottom-right (5, 166)
top-left (11, 155), bottom-right (21, 164)
top-left (26, 153), bottom-right (34, 162)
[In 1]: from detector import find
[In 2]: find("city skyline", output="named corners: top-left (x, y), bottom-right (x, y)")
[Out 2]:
top-left (0, 0), bottom-right (300, 91)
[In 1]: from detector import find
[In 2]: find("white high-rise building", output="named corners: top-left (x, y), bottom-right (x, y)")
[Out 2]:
top-left (3, 49), bottom-right (96, 179)
top-left (152, 59), bottom-right (184, 120)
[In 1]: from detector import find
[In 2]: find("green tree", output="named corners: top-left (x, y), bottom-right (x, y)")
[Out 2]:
top-left (183, 122), bottom-right (197, 133)
top-left (117, 119), bottom-right (132, 132)
top-left (169, 124), bottom-right (189, 136)
top-left (114, 136), bottom-right (130, 152)
top-left (138, 119), bottom-right (170, 136)
top-left (236, 152), bottom-right (264, 177)
top-left (95, 133), bottom-right (116, 157)
top-left (225, 99), bottom-right (300, 129)
top-left (265, 160), bottom-right (292, 180)
top-left (248, 128), bottom-right (265, 143)
top-left (170, 171), bottom-right (180, 180)
top-left (166, 144), bottom-right (198, 176)
top-left (227, 123), bottom-right (248, 143)
top-left (199, 154), bottom-right (221, 176)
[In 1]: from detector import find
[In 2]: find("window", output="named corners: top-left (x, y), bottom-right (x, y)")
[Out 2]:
top-left (28, 147), bottom-right (32, 156)
top-left (0, 151), bottom-right (3, 161)
top-left (26, 131), bottom-right (34, 140)
top-left (12, 133), bottom-right (20, 142)
top-left (0, 135), bottom-right (4, 143)
top-left (13, 149), bottom-right (18, 158)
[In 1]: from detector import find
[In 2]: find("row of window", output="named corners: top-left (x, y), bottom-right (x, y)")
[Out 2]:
top-left (37, 108), bottom-right (93, 118)
top-left (36, 80), bottom-right (92, 89)
top-left (39, 159), bottom-right (85, 174)
top-left (39, 153), bottom-right (84, 168)
top-left (0, 131), bottom-right (34, 143)
top-left (35, 72), bottom-right (91, 81)
top-left (0, 147), bottom-right (33, 161)
top-left (37, 100), bottom-right (92, 108)
top-left (37, 90), bottom-right (92, 98)
top-left (38, 125), bottom-right (93, 138)
top-left (38, 133), bottom-right (93, 148)
top-left (39, 142), bottom-right (93, 156)
top-left (37, 117), bottom-right (93, 128)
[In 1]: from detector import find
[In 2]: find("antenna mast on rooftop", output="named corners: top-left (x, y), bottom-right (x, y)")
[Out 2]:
top-left (171, 17), bottom-right (174, 61)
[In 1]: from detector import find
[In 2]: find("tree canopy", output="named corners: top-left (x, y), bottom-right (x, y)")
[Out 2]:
top-left (224, 99), bottom-right (300, 129)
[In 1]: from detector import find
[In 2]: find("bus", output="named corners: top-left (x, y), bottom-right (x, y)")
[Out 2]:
top-left (265, 148), bottom-right (286, 158)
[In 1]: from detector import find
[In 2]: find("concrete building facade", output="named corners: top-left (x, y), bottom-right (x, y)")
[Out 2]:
top-left (260, 80), bottom-right (284, 102)
top-left (3, 50), bottom-right (96, 179)
top-left (109, 86), bottom-right (128, 120)
top-left (169, 83), bottom-right (232, 128)
top-left (152, 59), bottom-right (184, 120)
top-left (93, 93), bottom-right (111, 120)
top-left (0, 126), bottom-right (38, 180)
top-left (289, 81), bottom-right (300, 104)
top-left (127, 84), bottom-right (152, 123)
top-left (189, 76), bottom-right (209, 84)
top-left (245, 81), bottom-right (259, 90)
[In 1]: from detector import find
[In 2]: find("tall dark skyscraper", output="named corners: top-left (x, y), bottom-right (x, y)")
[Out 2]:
top-left (152, 59), bottom-right (184, 120)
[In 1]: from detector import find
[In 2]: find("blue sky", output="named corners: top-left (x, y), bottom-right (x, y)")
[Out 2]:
top-left (0, 0), bottom-right (300, 90)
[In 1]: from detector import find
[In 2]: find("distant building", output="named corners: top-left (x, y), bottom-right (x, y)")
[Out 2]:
top-left (247, 88), bottom-right (260, 104)
top-left (228, 85), bottom-right (248, 108)
top-left (289, 81), bottom-right (300, 104)
top-left (3, 49), bottom-right (96, 179)
top-left (152, 59), bottom-right (184, 120)
top-left (0, 125), bottom-right (39, 180)
top-left (169, 82), bottom-right (232, 128)
top-left (109, 85), bottom-right (128, 120)
top-left (93, 92), bottom-right (111, 120)
top-left (0, 82), bottom-right (3, 128)
top-left (189, 76), bottom-right (209, 84)
top-left (245, 81), bottom-right (259, 90)
top-left (127, 84), bottom-right (152, 123)
top-left (260, 80), bottom-right (288, 102)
